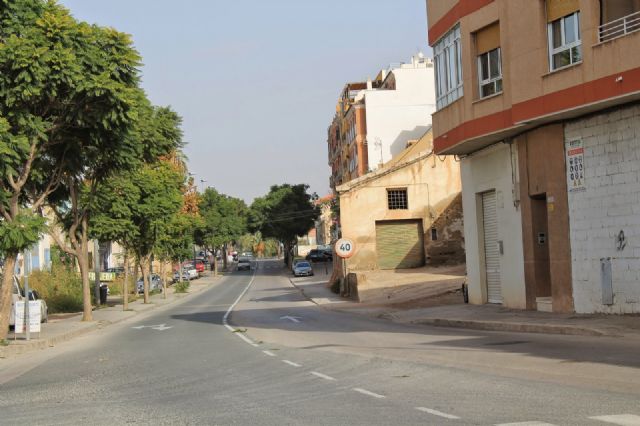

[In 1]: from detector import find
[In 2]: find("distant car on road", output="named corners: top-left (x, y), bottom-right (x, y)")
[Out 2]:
top-left (293, 261), bottom-right (314, 277)
top-left (237, 257), bottom-right (251, 271)
top-left (305, 249), bottom-right (325, 262)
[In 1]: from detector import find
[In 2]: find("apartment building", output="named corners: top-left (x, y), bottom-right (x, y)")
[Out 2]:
top-left (426, 0), bottom-right (640, 314)
top-left (328, 54), bottom-right (436, 189)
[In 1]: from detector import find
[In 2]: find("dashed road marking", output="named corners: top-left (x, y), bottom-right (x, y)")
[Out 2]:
top-left (352, 388), bottom-right (385, 399)
top-left (589, 414), bottom-right (640, 426)
top-left (282, 360), bottom-right (301, 367)
top-left (262, 350), bottom-right (276, 357)
top-left (222, 269), bottom-right (258, 347)
top-left (495, 422), bottom-right (556, 426)
top-left (415, 407), bottom-right (460, 420)
top-left (310, 371), bottom-right (336, 381)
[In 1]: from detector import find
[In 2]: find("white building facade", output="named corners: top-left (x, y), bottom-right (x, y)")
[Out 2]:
top-left (356, 54), bottom-right (436, 170)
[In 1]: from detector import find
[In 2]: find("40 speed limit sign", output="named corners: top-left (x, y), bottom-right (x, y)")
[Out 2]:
top-left (335, 238), bottom-right (355, 259)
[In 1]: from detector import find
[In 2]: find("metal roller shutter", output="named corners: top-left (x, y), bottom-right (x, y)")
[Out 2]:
top-left (482, 191), bottom-right (502, 303)
top-left (376, 220), bottom-right (425, 270)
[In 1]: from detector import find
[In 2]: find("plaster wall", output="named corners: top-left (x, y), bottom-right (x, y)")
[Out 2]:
top-left (339, 154), bottom-right (461, 271)
top-left (461, 143), bottom-right (526, 308)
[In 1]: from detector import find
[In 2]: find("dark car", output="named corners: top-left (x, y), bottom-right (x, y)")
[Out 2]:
top-left (305, 249), bottom-right (326, 262)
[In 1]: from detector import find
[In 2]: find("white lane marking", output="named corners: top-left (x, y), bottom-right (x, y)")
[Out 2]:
top-left (282, 360), bottom-right (301, 367)
top-left (310, 371), bottom-right (336, 381)
top-left (262, 350), bottom-right (276, 357)
top-left (222, 268), bottom-right (258, 347)
top-left (415, 407), bottom-right (460, 420)
top-left (280, 315), bottom-right (302, 323)
top-left (590, 415), bottom-right (640, 426)
top-left (352, 388), bottom-right (385, 399)
top-left (495, 422), bottom-right (556, 426)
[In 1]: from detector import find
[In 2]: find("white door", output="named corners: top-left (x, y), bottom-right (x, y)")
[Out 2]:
top-left (482, 191), bottom-right (502, 304)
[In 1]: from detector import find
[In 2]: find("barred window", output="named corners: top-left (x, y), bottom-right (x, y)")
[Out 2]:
top-left (387, 189), bottom-right (408, 210)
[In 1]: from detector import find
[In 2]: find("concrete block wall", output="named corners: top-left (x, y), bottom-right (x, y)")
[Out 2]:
top-left (565, 102), bottom-right (640, 314)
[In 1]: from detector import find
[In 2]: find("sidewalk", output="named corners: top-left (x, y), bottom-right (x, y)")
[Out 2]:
top-left (1, 274), bottom-right (219, 359)
top-left (289, 266), bottom-right (640, 339)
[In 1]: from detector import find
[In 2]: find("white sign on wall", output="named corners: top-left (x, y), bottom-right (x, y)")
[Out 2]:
top-left (566, 138), bottom-right (586, 193)
top-left (14, 300), bottom-right (41, 334)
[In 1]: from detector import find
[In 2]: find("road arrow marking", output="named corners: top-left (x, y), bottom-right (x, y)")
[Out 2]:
top-left (151, 324), bottom-right (172, 331)
top-left (280, 316), bottom-right (302, 323)
top-left (131, 324), bottom-right (172, 331)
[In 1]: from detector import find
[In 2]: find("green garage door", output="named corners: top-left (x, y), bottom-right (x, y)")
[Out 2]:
top-left (376, 220), bottom-right (425, 270)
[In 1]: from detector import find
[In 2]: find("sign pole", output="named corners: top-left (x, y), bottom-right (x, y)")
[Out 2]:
top-left (94, 240), bottom-right (100, 306)
top-left (334, 238), bottom-right (355, 298)
top-left (24, 250), bottom-right (31, 341)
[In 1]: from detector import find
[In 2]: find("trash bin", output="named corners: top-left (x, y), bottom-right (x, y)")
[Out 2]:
top-left (99, 284), bottom-right (108, 305)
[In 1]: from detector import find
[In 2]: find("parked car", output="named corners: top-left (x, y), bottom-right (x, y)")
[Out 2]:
top-left (291, 258), bottom-right (303, 272)
top-left (9, 275), bottom-right (48, 326)
top-left (136, 274), bottom-right (162, 294)
top-left (305, 249), bottom-right (326, 262)
top-left (293, 261), bottom-right (314, 277)
top-left (237, 257), bottom-right (251, 271)
top-left (173, 270), bottom-right (191, 283)
top-left (183, 260), bottom-right (204, 273)
top-left (180, 263), bottom-right (199, 279)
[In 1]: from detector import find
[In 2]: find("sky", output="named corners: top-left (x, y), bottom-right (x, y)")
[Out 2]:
top-left (59, 0), bottom-right (431, 204)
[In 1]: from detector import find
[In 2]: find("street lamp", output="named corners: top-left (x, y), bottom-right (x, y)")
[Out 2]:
top-left (200, 179), bottom-right (207, 192)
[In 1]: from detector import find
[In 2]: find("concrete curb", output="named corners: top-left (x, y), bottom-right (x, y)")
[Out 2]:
top-left (405, 317), bottom-right (615, 337)
top-left (0, 278), bottom-right (217, 359)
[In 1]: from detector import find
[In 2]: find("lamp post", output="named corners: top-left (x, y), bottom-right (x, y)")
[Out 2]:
top-left (200, 179), bottom-right (207, 192)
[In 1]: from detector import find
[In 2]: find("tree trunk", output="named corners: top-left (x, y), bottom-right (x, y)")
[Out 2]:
top-left (161, 259), bottom-right (167, 299)
top-left (0, 255), bottom-right (18, 340)
top-left (77, 247), bottom-right (92, 321)
top-left (123, 253), bottom-right (129, 311)
top-left (222, 244), bottom-right (228, 271)
top-left (140, 256), bottom-right (150, 304)
top-left (214, 248), bottom-right (219, 277)
top-left (78, 216), bottom-right (93, 321)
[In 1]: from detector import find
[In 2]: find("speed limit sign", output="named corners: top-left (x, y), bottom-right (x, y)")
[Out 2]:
top-left (335, 238), bottom-right (355, 259)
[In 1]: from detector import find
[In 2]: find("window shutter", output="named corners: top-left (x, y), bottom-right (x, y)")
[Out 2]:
top-left (476, 22), bottom-right (500, 55)
top-left (546, 0), bottom-right (580, 22)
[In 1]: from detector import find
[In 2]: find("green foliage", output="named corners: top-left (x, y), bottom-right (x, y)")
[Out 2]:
top-left (27, 264), bottom-right (83, 313)
top-left (249, 184), bottom-right (319, 246)
top-left (155, 211), bottom-right (198, 262)
top-left (174, 280), bottom-right (190, 293)
top-left (196, 188), bottom-right (248, 250)
top-left (0, 210), bottom-right (45, 255)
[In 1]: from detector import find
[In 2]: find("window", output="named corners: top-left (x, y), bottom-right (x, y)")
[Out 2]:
top-left (431, 228), bottom-right (438, 241)
top-left (548, 12), bottom-right (582, 70)
top-left (475, 23), bottom-right (502, 99)
top-left (434, 24), bottom-right (463, 109)
top-left (387, 189), bottom-right (408, 210)
top-left (478, 48), bottom-right (502, 98)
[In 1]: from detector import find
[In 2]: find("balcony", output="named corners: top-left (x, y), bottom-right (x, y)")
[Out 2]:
top-left (599, 10), bottom-right (640, 42)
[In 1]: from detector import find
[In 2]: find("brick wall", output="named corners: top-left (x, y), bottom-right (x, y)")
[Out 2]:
top-left (565, 102), bottom-right (640, 314)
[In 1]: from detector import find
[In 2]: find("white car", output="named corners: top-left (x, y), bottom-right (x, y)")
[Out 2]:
top-left (9, 275), bottom-right (48, 326)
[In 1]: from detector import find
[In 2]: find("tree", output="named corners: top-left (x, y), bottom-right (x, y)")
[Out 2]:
top-left (0, 0), bottom-right (140, 334)
top-left (249, 184), bottom-right (319, 265)
top-left (196, 188), bottom-right (248, 274)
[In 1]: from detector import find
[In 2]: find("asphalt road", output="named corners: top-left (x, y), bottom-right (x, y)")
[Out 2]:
top-left (1, 258), bottom-right (639, 425)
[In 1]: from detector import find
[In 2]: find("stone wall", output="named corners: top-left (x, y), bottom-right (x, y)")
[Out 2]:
top-left (565, 102), bottom-right (640, 314)
top-left (425, 192), bottom-right (465, 265)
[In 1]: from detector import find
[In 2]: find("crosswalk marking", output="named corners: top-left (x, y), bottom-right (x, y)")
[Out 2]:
top-left (590, 414), bottom-right (640, 426)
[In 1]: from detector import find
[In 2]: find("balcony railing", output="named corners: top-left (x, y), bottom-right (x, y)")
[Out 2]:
top-left (599, 11), bottom-right (640, 42)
